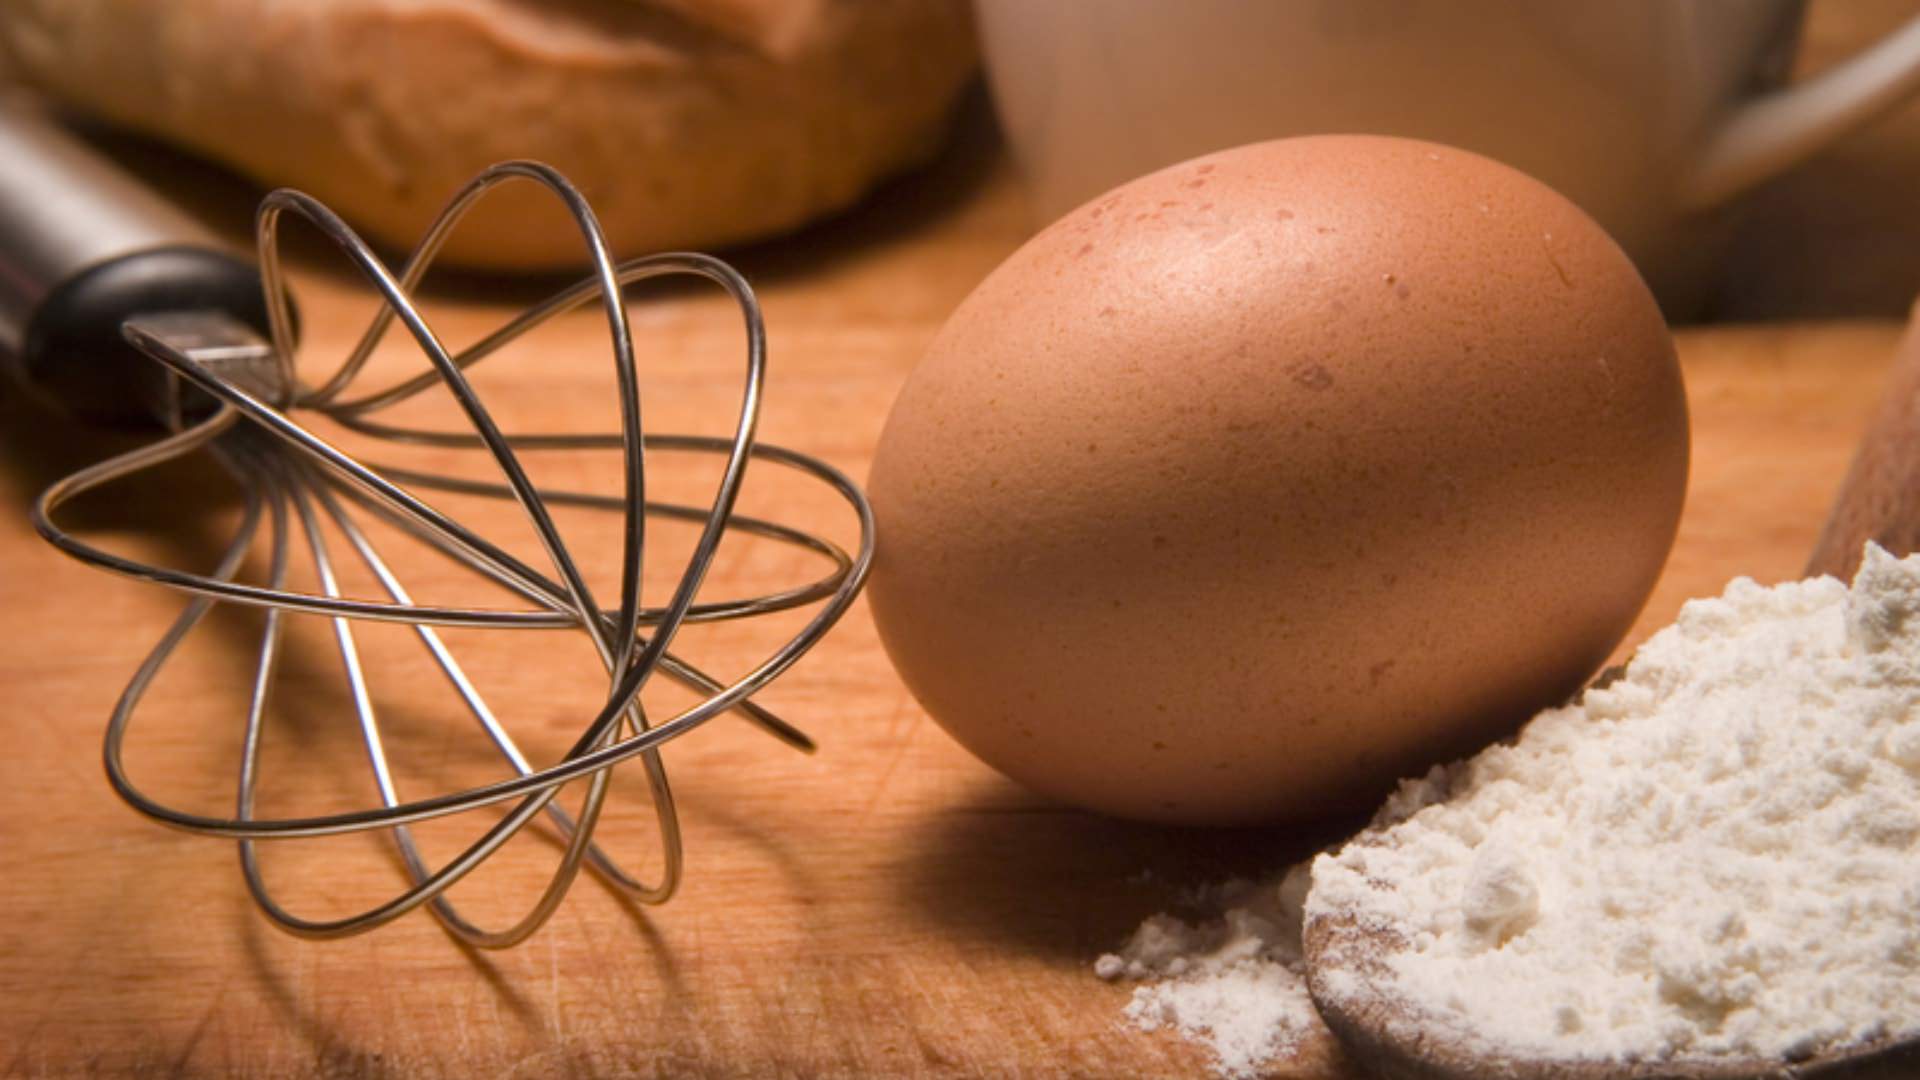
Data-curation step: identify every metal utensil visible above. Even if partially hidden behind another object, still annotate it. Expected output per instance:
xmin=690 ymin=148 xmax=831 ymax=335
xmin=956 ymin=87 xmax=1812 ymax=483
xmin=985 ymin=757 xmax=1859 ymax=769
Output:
xmin=0 ymin=100 xmax=872 ymax=948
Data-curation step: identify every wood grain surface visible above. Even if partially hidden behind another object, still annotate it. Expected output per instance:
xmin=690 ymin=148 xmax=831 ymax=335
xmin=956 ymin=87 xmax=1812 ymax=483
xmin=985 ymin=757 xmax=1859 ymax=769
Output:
xmin=4 ymin=4 xmax=1920 ymax=1077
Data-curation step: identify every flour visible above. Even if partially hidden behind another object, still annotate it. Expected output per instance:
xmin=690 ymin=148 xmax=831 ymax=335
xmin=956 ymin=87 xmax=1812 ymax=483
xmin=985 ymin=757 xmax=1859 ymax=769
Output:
xmin=1096 ymin=866 xmax=1320 ymax=1078
xmin=1309 ymin=543 xmax=1920 ymax=1064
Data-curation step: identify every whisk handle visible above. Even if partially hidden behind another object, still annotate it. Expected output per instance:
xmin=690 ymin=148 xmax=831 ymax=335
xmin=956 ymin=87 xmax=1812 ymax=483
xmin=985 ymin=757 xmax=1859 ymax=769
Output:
xmin=0 ymin=98 xmax=279 ymax=426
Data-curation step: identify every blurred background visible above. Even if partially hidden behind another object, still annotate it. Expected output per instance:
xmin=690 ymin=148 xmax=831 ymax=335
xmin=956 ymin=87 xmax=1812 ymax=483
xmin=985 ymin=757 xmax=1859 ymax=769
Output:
xmin=1 ymin=0 xmax=1916 ymax=324
xmin=1714 ymin=0 xmax=1920 ymax=318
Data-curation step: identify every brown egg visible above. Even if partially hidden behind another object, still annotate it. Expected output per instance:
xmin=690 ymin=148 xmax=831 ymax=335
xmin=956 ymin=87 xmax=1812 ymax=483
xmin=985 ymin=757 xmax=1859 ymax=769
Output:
xmin=867 ymin=136 xmax=1688 ymax=825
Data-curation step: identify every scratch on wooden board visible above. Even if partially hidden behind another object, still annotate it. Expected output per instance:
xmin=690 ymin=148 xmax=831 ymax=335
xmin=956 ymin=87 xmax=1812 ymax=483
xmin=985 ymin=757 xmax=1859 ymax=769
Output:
xmin=4 ymin=1015 xmax=46 ymax=1075
xmin=451 ymin=981 xmax=470 ymax=1063
xmin=502 ymin=1046 xmax=569 ymax=1079
xmin=859 ymin=697 xmax=926 ymax=817
xmin=547 ymin=930 xmax=564 ymax=1042
xmin=573 ymin=905 xmax=626 ymax=1042
xmin=169 ymin=978 xmax=226 ymax=1075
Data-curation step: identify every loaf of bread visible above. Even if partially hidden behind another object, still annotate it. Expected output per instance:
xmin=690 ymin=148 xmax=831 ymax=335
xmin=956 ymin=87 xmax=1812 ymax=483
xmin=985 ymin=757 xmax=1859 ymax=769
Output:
xmin=0 ymin=0 xmax=976 ymax=270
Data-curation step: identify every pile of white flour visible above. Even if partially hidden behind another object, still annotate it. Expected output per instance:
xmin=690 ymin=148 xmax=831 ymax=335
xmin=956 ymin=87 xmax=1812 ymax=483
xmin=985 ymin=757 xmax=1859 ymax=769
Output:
xmin=1310 ymin=543 xmax=1920 ymax=1063
xmin=1095 ymin=866 xmax=1320 ymax=1078
xmin=1100 ymin=545 xmax=1920 ymax=1072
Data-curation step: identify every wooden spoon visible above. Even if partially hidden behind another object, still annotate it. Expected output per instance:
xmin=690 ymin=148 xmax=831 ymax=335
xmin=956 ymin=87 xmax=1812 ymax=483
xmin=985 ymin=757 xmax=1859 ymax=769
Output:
xmin=1304 ymin=307 xmax=1920 ymax=1080
xmin=1304 ymin=913 xmax=1920 ymax=1080
xmin=1808 ymin=299 xmax=1920 ymax=580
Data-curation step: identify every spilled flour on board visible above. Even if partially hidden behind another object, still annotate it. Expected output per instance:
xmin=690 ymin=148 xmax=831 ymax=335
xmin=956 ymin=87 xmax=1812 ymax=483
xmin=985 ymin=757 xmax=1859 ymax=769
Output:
xmin=1095 ymin=864 xmax=1319 ymax=1078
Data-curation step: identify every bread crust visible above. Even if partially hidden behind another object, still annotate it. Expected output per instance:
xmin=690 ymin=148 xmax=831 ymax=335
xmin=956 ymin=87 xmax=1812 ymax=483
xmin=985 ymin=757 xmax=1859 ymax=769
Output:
xmin=0 ymin=0 xmax=976 ymax=270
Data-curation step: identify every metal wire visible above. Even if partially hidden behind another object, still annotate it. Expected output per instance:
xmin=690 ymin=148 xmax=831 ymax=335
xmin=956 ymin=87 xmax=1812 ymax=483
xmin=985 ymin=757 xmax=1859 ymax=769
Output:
xmin=30 ymin=161 xmax=874 ymax=946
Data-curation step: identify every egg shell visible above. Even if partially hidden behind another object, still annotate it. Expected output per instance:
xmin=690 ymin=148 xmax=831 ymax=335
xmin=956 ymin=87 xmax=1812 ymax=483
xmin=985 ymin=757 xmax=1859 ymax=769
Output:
xmin=867 ymin=135 xmax=1689 ymax=825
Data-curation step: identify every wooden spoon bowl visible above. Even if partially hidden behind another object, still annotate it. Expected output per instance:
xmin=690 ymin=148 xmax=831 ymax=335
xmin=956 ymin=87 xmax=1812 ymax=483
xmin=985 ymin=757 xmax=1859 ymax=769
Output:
xmin=1305 ymin=892 xmax=1920 ymax=1080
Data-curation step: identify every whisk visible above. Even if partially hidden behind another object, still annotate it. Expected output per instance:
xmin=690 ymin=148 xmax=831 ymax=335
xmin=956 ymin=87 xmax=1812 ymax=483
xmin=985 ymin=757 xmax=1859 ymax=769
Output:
xmin=0 ymin=103 xmax=872 ymax=947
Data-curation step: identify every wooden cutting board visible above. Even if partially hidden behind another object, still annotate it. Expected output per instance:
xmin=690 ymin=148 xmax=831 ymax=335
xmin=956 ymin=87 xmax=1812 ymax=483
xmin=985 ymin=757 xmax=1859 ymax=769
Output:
xmin=3 ymin=6 xmax=1920 ymax=1071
